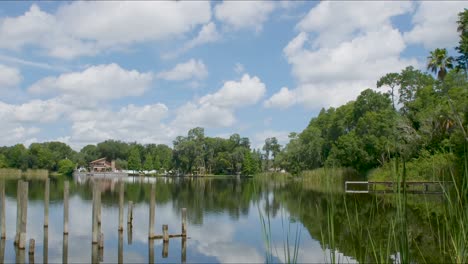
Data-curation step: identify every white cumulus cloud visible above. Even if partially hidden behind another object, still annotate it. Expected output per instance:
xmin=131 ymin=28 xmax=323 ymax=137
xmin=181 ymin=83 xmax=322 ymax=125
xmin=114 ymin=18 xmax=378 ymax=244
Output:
xmin=0 ymin=2 xmax=211 ymax=59
xmin=404 ymin=1 xmax=467 ymax=50
xmin=28 ymin=63 xmax=153 ymax=101
xmin=172 ymin=74 xmax=266 ymax=130
xmin=264 ymin=87 xmax=296 ymax=109
xmin=157 ymin=59 xmax=208 ymax=81
xmin=215 ymin=1 xmax=275 ymax=32
xmin=0 ymin=64 xmax=21 ymax=89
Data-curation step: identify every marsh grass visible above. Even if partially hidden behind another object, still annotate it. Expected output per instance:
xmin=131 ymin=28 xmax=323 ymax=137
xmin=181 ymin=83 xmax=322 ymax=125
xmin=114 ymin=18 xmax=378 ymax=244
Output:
xmin=255 ymin=180 xmax=302 ymax=263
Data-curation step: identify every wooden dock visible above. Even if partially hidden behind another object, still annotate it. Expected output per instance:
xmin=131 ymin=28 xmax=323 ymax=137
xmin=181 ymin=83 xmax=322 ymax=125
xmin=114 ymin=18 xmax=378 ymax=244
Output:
xmin=345 ymin=181 xmax=451 ymax=194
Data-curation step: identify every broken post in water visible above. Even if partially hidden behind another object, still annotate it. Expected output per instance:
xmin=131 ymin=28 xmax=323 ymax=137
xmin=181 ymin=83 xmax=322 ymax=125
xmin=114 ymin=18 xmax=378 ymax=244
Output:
xmin=19 ymin=182 xmax=28 ymax=249
xmin=148 ymin=237 xmax=154 ymax=264
xmin=99 ymin=233 xmax=104 ymax=249
xmin=118 ymin=230 xmax=123 ymax=264
xmin=28 ymin=239 xmax=34 ymax=255
xmin=1 ymin=180 xmax=5 ymax=239
xmin=15 ymin=180 xmax=22 ymax=245
xmin=18 ymin=232 xmax=26 ymax=250
xmin=43 ymin=227 xmax=48 ymax=264
xmin=92 ymin=184 xmax=98 ymax=244
xmin=118 ymin=182 xmax=124 ymax=232
xmin=63 ymin=181 xmax=69 ymax=234
xmin=44 ymin=178 xmax=49 ymax=227
xmin=162 ymin=224 xmax=169 ymax=242
xmin=0 ymin=238 xmax=5 ymax=264
xmin=29 ymin=239 xmax=35 ymax=264
xmin=182 ymin=208 xmax=187 ymax=237
xmin=162 ymin=240 xmax=169 ymax=258
xmin=91 ymin=244 xmax=98 ymax=264
xmin=97 ymin=187 xmax=101 ymax=228
xmin=127 ymin=223 xmax=132 ymax=245
xmin=62 ymin=234 xmax=68 ymax=264
xmin=127 ymin=201 xmax=133 ymax=226
xmin=148 ymin=184 xmax=155 ymax=238
xmin=181 ymin=237 xmax=187 ymax=264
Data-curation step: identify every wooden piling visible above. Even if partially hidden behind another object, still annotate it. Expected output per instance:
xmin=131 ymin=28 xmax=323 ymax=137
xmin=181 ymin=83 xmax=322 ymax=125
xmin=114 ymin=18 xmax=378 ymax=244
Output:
xmin=118 ymin=182 xmax=124 ymax=231
xmin=181 ymin=237 xmax=187 ymax=264
xmin=20 ymin=182 xmax=28 ymax=246
xmin=15 ymin=180 xmax=22 ymax=245
xmin=0 ymin=238 xmax=5 ymax=264
xmin=44 ymin=178 xmax=49 ymax=227
xmin=16 ymin=245 xmax=25 ymax=264
xmin=162 ymin=224 xmax=169 ymax=242
xmin=28 ymin=239 xmax=34 ymax=255
xmin=43 ymin=227 xmax=48 ymax=264
xmin=97 ymin=188 xmax=101 ymax=227
xmin=18 ymin=232 xmax=26 ymax=249
xmin=182 ymin=208 xmax=187 ymax=237
xmin=91 ymin=184 xmax=98 ymax=244
xmin=91 ymin=244 xmax=98 ymax=264
xmin=62 ymin=234 xmax=68 ymax=264
xmin=127 ymin=223 xmax=132 ymax=245
xmin=118 ymin=229 xmax=123 ymax=264
xmin=0 ymin=180 xmax=5 ymax=239
xmin=98 ymin=233 xmax=104 ymax=249
xmin=148 ymin=184 xmax=155 ymax=238
xmin=148 ymin=237 xmax=154 ymax=264
xmin=127 ymin=201 xmax=133 ymax=226
xmin=162 ymin=240 xmax=169 ymax=258
xmin=63 ymin=181 xmax=69 ymax=234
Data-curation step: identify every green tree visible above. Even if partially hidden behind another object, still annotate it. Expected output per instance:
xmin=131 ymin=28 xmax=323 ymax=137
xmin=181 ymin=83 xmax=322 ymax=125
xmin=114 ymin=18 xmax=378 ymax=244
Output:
xmin=455 ymin=9 xmax=468 ymax=73
xmin=128 ymin=147 xmax=142 ymax=171
xmin=143 ymin=153 xmax=154 ymax=171
xmin=58 ymin=159 xmax=75 ymax=176
xmin=427 ymin=48 xmax=454 ymax=81
xmin=377 ymin=72 xmax=400 ymax=109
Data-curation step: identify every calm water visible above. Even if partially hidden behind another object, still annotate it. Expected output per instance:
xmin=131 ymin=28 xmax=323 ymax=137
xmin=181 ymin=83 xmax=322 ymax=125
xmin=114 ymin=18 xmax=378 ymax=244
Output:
xmin=0 ymin=176 xmax=448 ymax=263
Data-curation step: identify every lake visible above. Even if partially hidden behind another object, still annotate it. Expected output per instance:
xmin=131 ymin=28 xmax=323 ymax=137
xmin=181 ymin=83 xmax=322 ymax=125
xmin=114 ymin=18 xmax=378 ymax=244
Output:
xmin=0 ymin=176 xmax=454 ymax=263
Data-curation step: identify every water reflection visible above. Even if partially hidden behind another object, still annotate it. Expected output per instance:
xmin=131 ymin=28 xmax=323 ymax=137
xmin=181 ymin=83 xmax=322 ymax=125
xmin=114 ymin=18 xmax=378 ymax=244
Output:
xmin=0 ymin=176 xmax=449 ymax=263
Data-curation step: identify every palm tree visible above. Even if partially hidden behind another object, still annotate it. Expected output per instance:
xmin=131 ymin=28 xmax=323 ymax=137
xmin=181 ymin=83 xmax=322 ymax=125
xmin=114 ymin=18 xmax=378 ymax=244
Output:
xmin=427 ymin=48 xmax=454 ymax=81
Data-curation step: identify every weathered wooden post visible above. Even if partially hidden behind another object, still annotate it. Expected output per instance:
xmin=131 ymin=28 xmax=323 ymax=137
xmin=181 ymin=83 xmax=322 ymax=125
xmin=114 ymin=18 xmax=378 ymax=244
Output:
xmin=181 ymin=237 xmax=187 ymax=264
xmin=98 ymin=233 xmax=104 ymax=249
xmin=92 ymin=184 xmax=98 ymax=244
xmin=44 ymin=178 xmax=49 ymax=227
xmin=162 ymin=240 xmax=169 ymax=258
xmin=63 ymin=181 xmax=69 ymax=234
xmin=0 ymin=238 xmax=5 ymax=264
xmin=18 ymin=232 xmax=26 ymax=249
xmin=29 ymin=239 xmax=35 ymax=264
xmin=118 ymin=182 xmax=124 ymax=232
xmin=62 ymin=234 xmax=68 ymax=264
xmin=43 ymin=227 xmax=48 ymax=264
xmin=15 ymin=180 xmax=22 ymax=245
xmin=28 ymin=239 xmax=34 ymax=255
xmin=127 ymin=201 xmax=133 ymax=226
xmin=127 ymin=223 xmax=133 ymax=245
xmin=91 ymin=244 xmax=98 ymax=264
xmin=148 ymin=184 xmax=155 ymax=238
xmin=0 ymin=180 xmax=5 ymax=239
xmin=118 ymin=229 xmax=123 ymax=264
xmin=16 ymin=246 xmax=25 ymax=264
xmin=148 ymin=237 xmax=154 ymax=264
xmin=182 ymin=208 xmax=187 ymax=237
xmin=162 ymin=224 xmax=169 ymax=242
xmin=97 ymin=188 xmax=101 ymax=227
xmin=19 ymin=182 xmax=28 ymax=249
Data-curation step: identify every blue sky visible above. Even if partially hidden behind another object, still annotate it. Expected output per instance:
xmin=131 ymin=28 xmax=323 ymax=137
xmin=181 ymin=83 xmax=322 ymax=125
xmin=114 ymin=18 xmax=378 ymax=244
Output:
xmin=0 ymin=1 xmax=466 ymax=150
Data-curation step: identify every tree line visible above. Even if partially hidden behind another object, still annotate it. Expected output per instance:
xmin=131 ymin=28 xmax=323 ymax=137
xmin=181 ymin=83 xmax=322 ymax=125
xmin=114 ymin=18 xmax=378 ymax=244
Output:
xmin=0 ymin=128 xmax=279 ymax=176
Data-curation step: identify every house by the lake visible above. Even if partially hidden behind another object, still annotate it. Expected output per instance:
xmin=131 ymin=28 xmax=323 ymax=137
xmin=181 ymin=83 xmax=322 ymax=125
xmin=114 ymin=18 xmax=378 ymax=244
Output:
xmin=89 ymin=158 xmax=116 ymax=172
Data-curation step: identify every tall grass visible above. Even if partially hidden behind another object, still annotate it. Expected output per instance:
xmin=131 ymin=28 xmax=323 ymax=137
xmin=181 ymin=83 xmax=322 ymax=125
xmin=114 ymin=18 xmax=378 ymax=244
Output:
xmin=255 ymin=180 xmax=302 ymax=263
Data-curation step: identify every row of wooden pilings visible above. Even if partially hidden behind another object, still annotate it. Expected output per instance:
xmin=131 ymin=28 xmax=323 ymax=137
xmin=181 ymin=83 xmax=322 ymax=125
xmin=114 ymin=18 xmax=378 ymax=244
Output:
xmin=0 ymin=179 xmax=188 ymax=263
